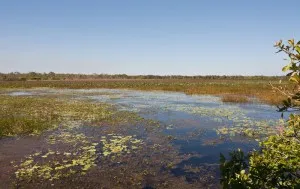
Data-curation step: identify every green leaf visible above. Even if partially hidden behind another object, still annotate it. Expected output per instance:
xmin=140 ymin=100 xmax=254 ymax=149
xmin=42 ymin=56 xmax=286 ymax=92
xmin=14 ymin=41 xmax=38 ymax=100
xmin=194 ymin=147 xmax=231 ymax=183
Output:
xmin=282 ymin=64 xmax=292 ymax=72
xmin=289 ymin=74 xmax=300 ymax=83
xmin=295 ymin=46 xmax=300 ymax=54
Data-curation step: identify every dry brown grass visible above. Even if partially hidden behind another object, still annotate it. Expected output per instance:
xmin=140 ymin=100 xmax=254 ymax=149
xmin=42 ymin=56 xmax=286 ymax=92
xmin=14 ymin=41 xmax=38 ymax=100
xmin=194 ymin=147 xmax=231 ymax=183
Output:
xmin=0 ymin=79 xmax=292 ymax=105
xmin=221 ymin=95 xmax=249 ymax=103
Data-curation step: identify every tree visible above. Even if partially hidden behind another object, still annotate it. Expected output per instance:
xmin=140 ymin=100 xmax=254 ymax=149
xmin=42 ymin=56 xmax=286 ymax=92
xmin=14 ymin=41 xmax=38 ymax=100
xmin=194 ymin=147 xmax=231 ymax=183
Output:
xmin=220 ymin=39 xmax=300 ymax=189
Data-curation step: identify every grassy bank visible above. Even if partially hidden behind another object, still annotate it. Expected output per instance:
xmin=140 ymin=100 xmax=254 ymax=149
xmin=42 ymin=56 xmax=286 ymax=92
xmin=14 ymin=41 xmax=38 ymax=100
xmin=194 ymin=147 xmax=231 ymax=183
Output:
xmin=0 ymin=79 xmax=290 ymax=105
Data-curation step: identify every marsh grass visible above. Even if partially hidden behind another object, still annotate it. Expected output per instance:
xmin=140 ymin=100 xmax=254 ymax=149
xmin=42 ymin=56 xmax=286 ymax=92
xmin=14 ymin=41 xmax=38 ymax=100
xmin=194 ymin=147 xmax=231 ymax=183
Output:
xmin=221 ymin=95 xmax=249 ymax=103
xmin=0 ymin=95 xmax=117 ymax=136
xmin=0 ymin=96 xmax=56 ymax=136
xmin=0 ymin=79 xmax=291 ymax=105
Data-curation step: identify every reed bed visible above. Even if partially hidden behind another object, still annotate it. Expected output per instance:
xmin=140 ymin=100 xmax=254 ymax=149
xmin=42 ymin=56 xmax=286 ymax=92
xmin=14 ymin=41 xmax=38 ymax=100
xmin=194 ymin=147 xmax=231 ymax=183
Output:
xmin=0 ymin=95 xmax=138 ymax=137
xmin=221 ymin=95 xmax=249 ymax=103
xmin=0 ymin=78 xmax=291 ymax=105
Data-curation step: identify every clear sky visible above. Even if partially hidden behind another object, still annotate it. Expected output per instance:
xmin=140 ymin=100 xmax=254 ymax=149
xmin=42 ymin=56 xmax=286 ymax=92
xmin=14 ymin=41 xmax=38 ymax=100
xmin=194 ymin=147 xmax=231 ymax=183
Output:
xmin=0 ymin=1 xmax=299 ymax=75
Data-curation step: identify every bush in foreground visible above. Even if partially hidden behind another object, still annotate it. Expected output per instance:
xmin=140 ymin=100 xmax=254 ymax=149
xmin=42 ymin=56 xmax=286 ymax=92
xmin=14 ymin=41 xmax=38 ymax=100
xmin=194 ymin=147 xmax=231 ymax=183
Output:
xmin=220 ymin=39 xmax=300 ymax=188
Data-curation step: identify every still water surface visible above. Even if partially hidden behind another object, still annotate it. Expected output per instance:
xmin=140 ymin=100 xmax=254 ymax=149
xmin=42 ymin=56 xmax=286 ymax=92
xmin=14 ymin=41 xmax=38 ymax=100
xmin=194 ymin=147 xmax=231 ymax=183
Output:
xmin=1 ymin=89 xmax=284 ymax=188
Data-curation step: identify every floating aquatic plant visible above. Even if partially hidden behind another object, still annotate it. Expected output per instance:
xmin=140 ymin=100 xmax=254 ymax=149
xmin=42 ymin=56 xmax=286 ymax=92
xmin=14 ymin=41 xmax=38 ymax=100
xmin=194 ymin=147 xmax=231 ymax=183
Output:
xmin=100 ymin=134 xmax=143 ymax=158
xmin=167 ymin=103 xmax=284 ymax=138
xmin=14 ymin=131 xmax=98 ymax=181
xmin=47 ymin=131 xmax=91 ymax=145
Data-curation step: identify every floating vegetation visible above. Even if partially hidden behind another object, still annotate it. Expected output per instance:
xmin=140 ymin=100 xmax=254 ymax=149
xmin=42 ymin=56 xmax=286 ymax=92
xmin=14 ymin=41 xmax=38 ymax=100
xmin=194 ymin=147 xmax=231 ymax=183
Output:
xmin=14 ymin=130 xmax=144 ymax=183
xmin=172 ymin=105 xmax=244 ymax=119
xmin=168 ymin=104 xmax=284 ymax=138
xmin=216 ymin=118 xmax=285 ymax=138
xmin=166 ymin=124 xmax=174 ymax=130
xmin=47 ymin=131 xmax=91 ymax=145
xmin=14 ymin=131 xmax=97 ymax=181
xmin=100 ymin=134 xmax=143 ymax=157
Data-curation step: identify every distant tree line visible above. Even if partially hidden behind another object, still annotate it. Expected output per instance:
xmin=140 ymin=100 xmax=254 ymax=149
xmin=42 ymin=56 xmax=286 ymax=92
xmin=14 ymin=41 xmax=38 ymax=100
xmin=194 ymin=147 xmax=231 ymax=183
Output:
xmin=0 ymin=72 xmax=286 ymax=81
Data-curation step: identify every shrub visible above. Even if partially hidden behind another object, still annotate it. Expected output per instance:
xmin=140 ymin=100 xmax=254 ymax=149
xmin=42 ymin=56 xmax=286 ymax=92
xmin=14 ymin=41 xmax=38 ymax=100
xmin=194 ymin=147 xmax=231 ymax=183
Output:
xmin=220 ymin=39 xmax=300 ymax=188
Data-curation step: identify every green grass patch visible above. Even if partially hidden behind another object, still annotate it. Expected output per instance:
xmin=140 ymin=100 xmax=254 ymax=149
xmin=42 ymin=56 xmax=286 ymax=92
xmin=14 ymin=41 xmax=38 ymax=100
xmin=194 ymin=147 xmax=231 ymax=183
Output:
xmin=0 ymin=95 xmax=114 ymax=136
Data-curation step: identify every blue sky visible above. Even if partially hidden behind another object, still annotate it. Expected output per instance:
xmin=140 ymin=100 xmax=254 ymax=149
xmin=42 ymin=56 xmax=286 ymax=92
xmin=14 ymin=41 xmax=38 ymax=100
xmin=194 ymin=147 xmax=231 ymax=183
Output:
xmin=0 ymin=1 xmax=299 ymax=75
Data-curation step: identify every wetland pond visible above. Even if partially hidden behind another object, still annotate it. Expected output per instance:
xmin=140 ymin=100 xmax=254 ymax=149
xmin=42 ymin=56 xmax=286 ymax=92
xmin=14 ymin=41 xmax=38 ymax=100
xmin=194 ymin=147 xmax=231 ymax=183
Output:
xmin=0 ymin=89 xmax=285 ymax=188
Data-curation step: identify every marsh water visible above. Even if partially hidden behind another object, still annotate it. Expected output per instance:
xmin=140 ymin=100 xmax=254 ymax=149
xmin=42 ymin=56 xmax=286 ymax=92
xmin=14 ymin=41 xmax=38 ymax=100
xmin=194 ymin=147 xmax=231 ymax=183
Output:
xmin=0 ymin=89 xmax=284 ymax=188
